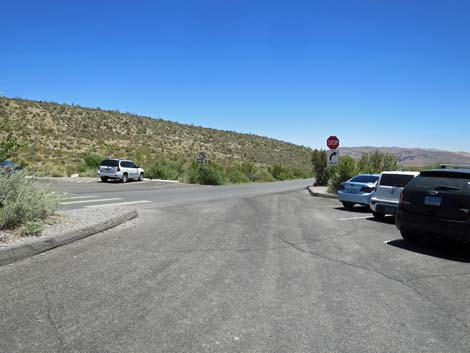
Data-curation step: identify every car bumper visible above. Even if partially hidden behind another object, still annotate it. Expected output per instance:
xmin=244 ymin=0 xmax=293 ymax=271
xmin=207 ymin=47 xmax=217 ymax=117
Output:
xmin=98 ymin=172 xmax=122 ymax=179
xmin=370 ymin=198 xmax=398 ymax=214
xmin=337 ymin=191 xmax=373 ymax=206
xmin=396 ymin=209 xmax=470 ymax=243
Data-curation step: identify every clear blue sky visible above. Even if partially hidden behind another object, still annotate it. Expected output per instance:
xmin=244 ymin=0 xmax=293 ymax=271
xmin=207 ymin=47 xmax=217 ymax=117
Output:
xmin=2 ymin=0 xmax=469 ymax=151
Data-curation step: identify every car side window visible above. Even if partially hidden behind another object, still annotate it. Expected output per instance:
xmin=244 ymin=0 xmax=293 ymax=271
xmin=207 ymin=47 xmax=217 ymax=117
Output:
xmin=121 ymin=161 xmax=129 ymax=168
xmin=128 ymin=162 xmax=137 ymax=168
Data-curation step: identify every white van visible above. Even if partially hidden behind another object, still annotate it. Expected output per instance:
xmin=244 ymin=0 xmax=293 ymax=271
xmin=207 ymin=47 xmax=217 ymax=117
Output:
xmin=370 ymin=171 xmax=419 ymax=219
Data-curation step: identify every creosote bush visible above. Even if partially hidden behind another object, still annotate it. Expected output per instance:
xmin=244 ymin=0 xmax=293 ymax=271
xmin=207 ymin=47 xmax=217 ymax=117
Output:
xmin=0 ymin=172 xmax=58 ymax=229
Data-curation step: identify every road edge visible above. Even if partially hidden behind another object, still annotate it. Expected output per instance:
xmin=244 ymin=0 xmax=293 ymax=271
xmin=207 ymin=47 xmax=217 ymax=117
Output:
xmin=0 ymin=209 xmax=138 ymax=268
xmin=306 ymin=186 xmax=337 ymax=199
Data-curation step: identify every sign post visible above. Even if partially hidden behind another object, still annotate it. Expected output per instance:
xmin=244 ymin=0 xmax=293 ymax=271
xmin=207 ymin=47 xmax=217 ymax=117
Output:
xmin=326 ymin=136 xmax=340 ymax=167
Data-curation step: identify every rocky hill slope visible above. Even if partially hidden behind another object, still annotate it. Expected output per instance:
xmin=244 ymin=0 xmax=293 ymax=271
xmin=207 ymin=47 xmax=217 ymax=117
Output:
xmin=0 ymin=97 xmax=313 ymax=174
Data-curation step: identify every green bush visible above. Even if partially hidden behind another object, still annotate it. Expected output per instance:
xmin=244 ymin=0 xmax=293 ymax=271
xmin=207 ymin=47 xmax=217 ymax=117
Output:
xmin=146 ymin=159 xmax=180 ymax=180
xmin=189 ymin=161 xmax=225 ymax=185
xmin=311 ymin=149 xmax=330 ymax=186
xmin=226 ymin=168 xmax=250 ymax=184
xmin=253 ymin=168 xmax=275 ymax=182
xmin=20 ymin=221 xmax=44 ymax=237
xmin=268 ymin=164 xmax=294 ymax=181
xmin=0 ymin=172 xmax=58 ymax=229
xmin=328 ymin=156 xmax=358 ymax=194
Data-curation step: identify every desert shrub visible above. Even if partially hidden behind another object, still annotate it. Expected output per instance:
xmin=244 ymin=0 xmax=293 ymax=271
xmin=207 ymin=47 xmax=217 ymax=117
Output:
xmin=146 ymin=159 xmax=180 ymax=180
xmin=0 ymin=172 xmax=58 ymax=229
xmin=268 ymin=164 xmax=294 ymax=181
xmin=20 ymin=221 xmax=44 ymax=237
xmin=328 ymin=156 xmax=358 ymax=194
xmin=226 ymin=168 xmax=250 ymax=184
xmin=189 ymin=160 xmax=225 ymax=185
xmin=311 ymin=149 xmax=330 ymax=186
xmin=83 ymin=153 xmax=102 ymax=169
xmin=253 ymin=168 xmax=275 ymax=182
xmin=357 ymin=151 xmax=400 ymax=174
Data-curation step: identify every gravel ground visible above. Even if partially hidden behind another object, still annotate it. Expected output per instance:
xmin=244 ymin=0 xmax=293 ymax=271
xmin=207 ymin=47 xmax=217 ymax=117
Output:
xmin=0 ymin=206 xmax=136 ymax=249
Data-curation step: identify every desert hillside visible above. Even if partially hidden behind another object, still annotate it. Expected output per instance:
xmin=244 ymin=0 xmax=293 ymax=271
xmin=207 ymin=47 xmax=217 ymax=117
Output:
xmin=0 ymin=97 xmax=313 ymax=173
xmin=340 ymin=146 xmax=470 ymax=167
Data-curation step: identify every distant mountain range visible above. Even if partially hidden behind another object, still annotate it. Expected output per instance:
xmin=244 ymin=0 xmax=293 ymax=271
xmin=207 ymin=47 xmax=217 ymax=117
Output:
xmin=340 ymin=146 xmax=470 ymax=167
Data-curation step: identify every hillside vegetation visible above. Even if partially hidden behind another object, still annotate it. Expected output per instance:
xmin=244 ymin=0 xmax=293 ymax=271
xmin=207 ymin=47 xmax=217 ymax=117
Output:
xmin=0 ymin=97 xmax=314 ymax=179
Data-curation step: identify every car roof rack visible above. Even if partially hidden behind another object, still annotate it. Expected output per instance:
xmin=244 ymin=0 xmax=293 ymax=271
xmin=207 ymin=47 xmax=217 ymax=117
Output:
xmin=440 ymin=164 xmax=470 ymax=169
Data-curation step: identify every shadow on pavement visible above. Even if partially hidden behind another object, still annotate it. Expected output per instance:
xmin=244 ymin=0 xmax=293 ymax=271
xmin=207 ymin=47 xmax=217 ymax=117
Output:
xmin=334 ymin=206 xmax=371 ymax=214
xmin=366 ymin=216 xmax=395 ymax=225
xmin=387 ymin=239 xmax=470 ymax=263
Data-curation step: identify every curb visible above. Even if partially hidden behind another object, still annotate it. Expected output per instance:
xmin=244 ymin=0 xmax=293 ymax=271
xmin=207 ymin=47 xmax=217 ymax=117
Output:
xmin=0 ymin=209 xmax=138 ymax=268
xmin=306 ymin=186 xmax=338 ymax=200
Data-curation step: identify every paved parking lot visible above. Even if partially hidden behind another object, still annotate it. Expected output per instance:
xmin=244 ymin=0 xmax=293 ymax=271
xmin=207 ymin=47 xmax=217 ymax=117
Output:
xmin=1 ymin=186 xmax=469 ymax=352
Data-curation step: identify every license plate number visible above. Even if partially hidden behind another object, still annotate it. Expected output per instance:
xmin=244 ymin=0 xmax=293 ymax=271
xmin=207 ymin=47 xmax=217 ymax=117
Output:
xmin=425 ymin=196 xmax=441 ymax=207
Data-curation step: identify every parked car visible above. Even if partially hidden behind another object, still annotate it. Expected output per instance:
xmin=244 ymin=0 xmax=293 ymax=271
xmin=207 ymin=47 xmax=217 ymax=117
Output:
xmin=396 ymin=168 xmax=470 ymax=244
xmin=98 ymin=159 xmax=144 ymax=183
xmin=370 ymin=171 xmax=419 ymax=219
xmin=337 ymin=174 xmax=380 ymax=209
xmin=0 ymin=160 xmax=23 ymax=175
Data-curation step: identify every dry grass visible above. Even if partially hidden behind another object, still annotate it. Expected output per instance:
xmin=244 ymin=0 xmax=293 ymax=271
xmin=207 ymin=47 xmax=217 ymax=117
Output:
xmin=0 ymin=97 xmax=314 ymax=174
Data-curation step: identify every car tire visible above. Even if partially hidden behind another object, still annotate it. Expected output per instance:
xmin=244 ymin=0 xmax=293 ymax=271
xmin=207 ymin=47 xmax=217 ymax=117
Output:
xmin=342 ymin=202 xmax=354 ymax=209
xmin=138 ymin=172 xmax=144 ymax=181
xmin=400 ymin=226 xmax=420 ymax=243
xmin=372 ymin=211 xmax=385 ymax=219
xmin=121 ymin=173 xmax=128 ymax=183
xmin=101 ymin=177 xmax=108 ymax=183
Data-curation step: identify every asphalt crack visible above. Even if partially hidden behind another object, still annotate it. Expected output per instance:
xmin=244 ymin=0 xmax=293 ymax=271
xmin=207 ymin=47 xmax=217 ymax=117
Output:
xmin=42 ymin=283 xmax=66 ymax=353
xmin=275 ymin=234 xmax=470 ymax=332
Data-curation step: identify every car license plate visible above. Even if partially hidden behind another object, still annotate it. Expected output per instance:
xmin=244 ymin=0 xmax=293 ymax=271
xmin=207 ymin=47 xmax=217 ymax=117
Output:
xmin=425 ymin=196 xmax=441 ymax=207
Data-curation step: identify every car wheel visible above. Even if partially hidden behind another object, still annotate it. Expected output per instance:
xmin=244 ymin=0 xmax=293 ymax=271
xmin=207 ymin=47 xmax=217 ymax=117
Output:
xmin=138 ymin=172 xmax=144 ymax=181
xmin=101 ymin=177 xmax=108 ymax=183
xmin=121 ymin=173 xmax=128 ymax=183
xmin=342 ymin=202 xmax=354 ymax=209
xmin=400 ymin=226 xmax=420 ymax=243
xmin=372 ymin=211 xmax=385 ymax=219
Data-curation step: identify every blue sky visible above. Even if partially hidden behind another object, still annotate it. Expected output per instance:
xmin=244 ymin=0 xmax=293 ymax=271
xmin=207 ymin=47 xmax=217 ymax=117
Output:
xmin=2 ymin=0 xmax=469 ymax=151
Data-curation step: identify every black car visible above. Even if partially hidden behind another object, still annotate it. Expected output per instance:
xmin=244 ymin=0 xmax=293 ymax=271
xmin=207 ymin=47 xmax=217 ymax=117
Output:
xmin=396 ymin=168 xmax=470 ymax=244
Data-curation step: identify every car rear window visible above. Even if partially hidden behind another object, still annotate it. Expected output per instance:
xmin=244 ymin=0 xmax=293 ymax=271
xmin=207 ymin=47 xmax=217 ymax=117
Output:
xmin=408 ymin=171 xmax=470 ymax=191
xmin=350 ymin=175 xmax=379 ymax=183
xmin=100 ymin=159 xmax=119 ymax=167
xmin=379 ymin=174 xmax=415 ymax=187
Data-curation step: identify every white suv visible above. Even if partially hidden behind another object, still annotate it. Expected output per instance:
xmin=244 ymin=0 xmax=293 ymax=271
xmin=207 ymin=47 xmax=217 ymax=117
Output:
xmin=98 ymin=159 xmax=144 ymax=183
xmin=370 ymin=171 xmax=419 ymax=219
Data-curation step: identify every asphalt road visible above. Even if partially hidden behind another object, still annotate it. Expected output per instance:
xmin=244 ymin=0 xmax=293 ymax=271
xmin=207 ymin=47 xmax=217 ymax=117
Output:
xmin=40 ymin=177 xmax=314 ymax=210
xmin=1 ymin=183 xmax=470 ymax=353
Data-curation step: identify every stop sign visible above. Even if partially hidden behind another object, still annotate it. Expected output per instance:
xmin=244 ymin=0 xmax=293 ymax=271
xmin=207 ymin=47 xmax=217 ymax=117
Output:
xmin=327 ymin=136 xmax=339 ymax=149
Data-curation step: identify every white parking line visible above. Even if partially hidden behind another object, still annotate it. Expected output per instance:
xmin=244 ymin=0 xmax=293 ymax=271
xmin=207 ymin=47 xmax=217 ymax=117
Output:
xmin=85 ymin=200 xmax=152 ymax=208
xmin=60 ymin=198 xmax=123 ymax=205
xmin=66 ymin=195 xmax=99 ymax=200
xmin=339 ymin=216 xmax=371 ymax=221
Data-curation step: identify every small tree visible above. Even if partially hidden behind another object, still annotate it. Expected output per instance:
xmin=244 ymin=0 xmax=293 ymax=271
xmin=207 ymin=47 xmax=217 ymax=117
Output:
xmin=311 ymin=149 xmax=329 ymax=186
xmin=329 ymin=155 xmax=357 ymax=193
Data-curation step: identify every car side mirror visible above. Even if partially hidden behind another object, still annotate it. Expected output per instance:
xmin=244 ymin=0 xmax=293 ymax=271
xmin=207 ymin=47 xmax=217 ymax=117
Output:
xmin=136 ymin=165 xmax=140 ymax=168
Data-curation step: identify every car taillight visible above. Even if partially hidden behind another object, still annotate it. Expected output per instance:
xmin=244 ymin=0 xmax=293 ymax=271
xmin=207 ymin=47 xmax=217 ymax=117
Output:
xmin=117 ymin=166 xmax=120 ymax=172
xmin=399 ymin=192 xmax=404 ymax=205
xmin=360 ymin=186 xmax=375 ymax=193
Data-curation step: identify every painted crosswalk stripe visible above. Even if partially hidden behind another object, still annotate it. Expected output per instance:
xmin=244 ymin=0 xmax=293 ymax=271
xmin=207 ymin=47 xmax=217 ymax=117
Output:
xmin=85 ymin=200 xmax=152 ymax=208
xmin=60 ymin=198 xmax=123 ymax=205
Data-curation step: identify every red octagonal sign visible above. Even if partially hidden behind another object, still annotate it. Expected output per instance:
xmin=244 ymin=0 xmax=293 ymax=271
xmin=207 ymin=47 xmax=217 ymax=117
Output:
xmin=327 ymin=136 xmax=339 ymax=150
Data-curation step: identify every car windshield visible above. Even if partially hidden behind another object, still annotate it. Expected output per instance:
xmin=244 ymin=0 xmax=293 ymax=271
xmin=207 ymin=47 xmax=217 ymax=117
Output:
xmin=379 ymin=174 xmax=415 ymax=187
xmin=350 ymin=175 xmax=379 ymax=183
xmin=100 ymin=159 xmax=119 ymax=167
